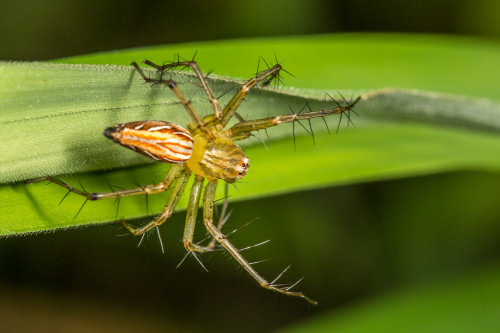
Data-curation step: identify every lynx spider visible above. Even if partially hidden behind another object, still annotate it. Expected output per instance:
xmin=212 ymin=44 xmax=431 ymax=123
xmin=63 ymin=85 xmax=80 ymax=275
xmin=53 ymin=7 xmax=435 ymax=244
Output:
xmin=31 ymin=57 xmax=360 ymax=305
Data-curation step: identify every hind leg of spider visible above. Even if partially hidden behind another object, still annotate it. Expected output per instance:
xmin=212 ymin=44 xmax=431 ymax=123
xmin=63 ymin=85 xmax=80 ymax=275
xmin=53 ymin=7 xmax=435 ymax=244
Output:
xmin=27 ymin=164 xmax=183 ymax=203
xmin=227 ymin=96 xmax=362 ymax=140
xmin=202 ymin=180 xmax=318 ymax=305
xmin=141 ymin=59 xmax=223 ymax=122
xmin=121 ymin=169 xmax=191 ymax=236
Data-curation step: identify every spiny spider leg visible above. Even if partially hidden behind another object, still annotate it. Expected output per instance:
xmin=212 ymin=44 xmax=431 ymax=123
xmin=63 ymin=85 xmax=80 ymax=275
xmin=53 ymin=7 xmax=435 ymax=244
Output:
xmin=220 ymin=63 xmax=283 ymax=127
xmin=183 ymin=178 xmax=234 ymax=253
xmin=27 ymin=164 xmax=183 ymax=203
xmin=227 ymin=96 xmax=361 ymax=140
xmin=206 ymin=182 xmax=231 ymax=250
xmin=182 ymin=175 xmax=213 ymax=252
xmin=182 ymin=183 xmax=233 ymax=253
xmin=131 ymin=62 xmax=214 ymax=142
xmin=259 ymin=55 xmax=293 ymax=88
xmin=202 ymin=180 xmax=317 ymax=305
xmin=121 ymin=169 xmax=191 ymax=236
xmin=142 ymin=59 xmax=223 ymax=123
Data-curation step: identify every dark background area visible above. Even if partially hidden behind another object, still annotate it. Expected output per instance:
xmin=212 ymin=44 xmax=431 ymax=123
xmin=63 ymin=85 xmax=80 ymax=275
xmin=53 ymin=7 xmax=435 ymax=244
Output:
xmin=1 ymin=0 xmax=500 ymax=61
xmin=1 ymin=0 xmax=499 ymax=332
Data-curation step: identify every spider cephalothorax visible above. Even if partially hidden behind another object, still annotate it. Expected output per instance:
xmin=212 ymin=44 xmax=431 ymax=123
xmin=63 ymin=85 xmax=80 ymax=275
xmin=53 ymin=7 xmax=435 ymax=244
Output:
xmin=186 ymin=132 xmax=249 ymax=183
xmin=31 ymin=58 xmax=360 ymax=305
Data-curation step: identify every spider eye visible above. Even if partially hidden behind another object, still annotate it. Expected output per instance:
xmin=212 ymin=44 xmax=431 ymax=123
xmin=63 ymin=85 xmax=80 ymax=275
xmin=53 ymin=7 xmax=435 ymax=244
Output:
xmin=239 ymin=158 xmax=250 ymax=169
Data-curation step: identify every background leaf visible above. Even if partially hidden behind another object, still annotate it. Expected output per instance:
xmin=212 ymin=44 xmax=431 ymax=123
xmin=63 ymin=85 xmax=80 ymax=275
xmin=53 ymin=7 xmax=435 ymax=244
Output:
xmin=283 ymin=265 xmax=500 ymax=333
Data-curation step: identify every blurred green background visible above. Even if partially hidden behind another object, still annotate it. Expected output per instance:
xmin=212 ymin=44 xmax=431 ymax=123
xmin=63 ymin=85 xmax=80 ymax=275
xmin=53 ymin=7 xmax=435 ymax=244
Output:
xmin=2 ymin=0 xmax=500 ymax=60
xmin=1 ymin=0 xmax=500 ymax=332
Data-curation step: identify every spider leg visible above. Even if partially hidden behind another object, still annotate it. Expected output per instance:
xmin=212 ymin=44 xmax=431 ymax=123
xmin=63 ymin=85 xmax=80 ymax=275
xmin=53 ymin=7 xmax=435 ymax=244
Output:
xmin=185 ymin=182 xmax=232 ymax=252
xmin=206 ymin=182 xmax=231 ymax=250
xmin=131 ymin=62 xmax=214 ymax=142
xmin=142 ymin=59 xmax=223 ymax=122
xmin=182 ymin=175 xmax=213 ymax=252
xmin=227 ymin=96 xmax=361 ymax=140
xmin=27 ymin=164 xmax=183 ymax=202
xmin=202 ymin=180 xmax=317 ymax=305
xmin=121 ymin=169 xmax=191 ymax=236
xmin=220 ymin=64 xmax=283 ymax=128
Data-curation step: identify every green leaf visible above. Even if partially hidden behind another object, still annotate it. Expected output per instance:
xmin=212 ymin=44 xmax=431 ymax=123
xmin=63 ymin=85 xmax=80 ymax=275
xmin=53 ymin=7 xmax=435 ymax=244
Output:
xmin=1 ymin=34 xmax=500 ymax=235
xmin=282 ymin=266 xmax=500 ymax=333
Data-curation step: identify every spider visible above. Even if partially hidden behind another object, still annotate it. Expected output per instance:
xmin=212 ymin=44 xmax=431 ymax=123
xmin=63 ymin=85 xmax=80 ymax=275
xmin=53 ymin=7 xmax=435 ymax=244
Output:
xmin=30 ymin=58 xmax=360 ymax=305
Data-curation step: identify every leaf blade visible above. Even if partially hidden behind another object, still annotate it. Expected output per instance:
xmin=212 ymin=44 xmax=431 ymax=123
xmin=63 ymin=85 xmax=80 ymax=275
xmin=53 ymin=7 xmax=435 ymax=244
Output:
xmin=1 ymin=33 xmax=500 ymax=235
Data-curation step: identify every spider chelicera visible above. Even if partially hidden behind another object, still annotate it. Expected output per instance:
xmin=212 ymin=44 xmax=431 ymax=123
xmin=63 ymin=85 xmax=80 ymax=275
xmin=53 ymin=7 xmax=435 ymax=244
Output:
xmin=31 ymin=58 xmax=360 ymax=305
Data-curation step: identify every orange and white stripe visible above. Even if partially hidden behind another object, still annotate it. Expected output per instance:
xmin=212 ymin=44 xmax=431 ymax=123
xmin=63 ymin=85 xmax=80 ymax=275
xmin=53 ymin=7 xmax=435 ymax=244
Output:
xmin=104 ymin=121 xmax=194 ymax=163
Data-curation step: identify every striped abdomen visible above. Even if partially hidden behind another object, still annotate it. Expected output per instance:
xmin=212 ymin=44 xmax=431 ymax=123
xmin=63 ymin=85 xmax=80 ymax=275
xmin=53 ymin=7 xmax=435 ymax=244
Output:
xmin=104 ymin=121 xmax=193 ymax=163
